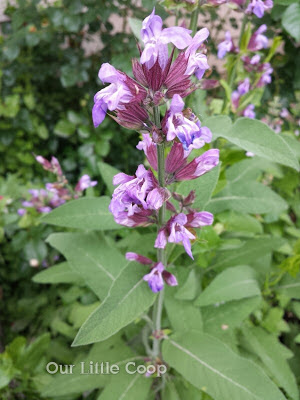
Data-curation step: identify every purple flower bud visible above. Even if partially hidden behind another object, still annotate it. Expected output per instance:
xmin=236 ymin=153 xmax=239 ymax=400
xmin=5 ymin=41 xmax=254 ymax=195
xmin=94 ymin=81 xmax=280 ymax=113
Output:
xmin=75 ymin=175 xmax=97 ymax=192
xmin=39 ymin=206 xmax=52 ymax=213
xmin=126 ymin=252 xmax=153 ymax=265
xmin=243 ymin=104 xmax=256 ymax=119
xmin=248 ymin=25 xmax=268 ymax=51
xmin=162 ymin=270 xmax=178 ymax=286
xmin=35 ymin=155 xmax=52 ymax=171
xmin=165 ymin=142 xmax=188 ymax=174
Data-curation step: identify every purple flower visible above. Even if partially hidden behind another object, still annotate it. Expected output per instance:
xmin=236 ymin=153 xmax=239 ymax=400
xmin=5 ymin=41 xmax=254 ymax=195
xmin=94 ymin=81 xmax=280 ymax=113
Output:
xmin=17 ymin=208 xmax=26 ymax=216
xmin=257 ymin=63 xmax=273 ymax=87
xmin=136 ymin=134 xmax=158 ymax=170
xmin=243 ymin=104 xmax=256 ymax=119
xmin=280 ymin=108 xmax=289 ymax=119
xmin=172 ymin=149 xmax=220 ymax=183
xmin=163 ymin=94 xmax=212 ymax=150
xmin=217 ymin=31 xmax=234 ymax=59
xmin=109 ymin=165 xmax=169 ymax=227
xmin=126 ymin=254 xmax=178 ymax=292
xmin=75 ymin=175 xmax=97 ymax=192
xmin=246 ymin=0 xmax=273 ymax=18
xmin=143 ymin=262 xmax=178 ymax=293
xmin=237 ymin=78 xmax=250 ymax=95
xmin=140 ymin=9 xmax=192 ymax=70
xmin=92 ymin=63 xmax=133 ymax=127
xmin=155 ymin=211 xmax=213 ymax=259
xmin=248 ymin=25 xmax=268 ymax=51
xmin=184 ymin=28 xmax=210 ymax=79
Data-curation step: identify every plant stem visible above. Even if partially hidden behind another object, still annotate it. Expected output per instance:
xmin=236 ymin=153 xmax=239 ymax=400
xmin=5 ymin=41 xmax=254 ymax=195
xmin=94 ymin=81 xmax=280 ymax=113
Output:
xmin=152 ymin=106 xmax=166 ymax=357
xmin=189 ymin=0 xmax=201 ymax=35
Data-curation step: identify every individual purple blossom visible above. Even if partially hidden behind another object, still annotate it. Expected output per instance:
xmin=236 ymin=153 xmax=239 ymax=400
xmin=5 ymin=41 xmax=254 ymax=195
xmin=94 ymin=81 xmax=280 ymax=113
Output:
xmin=280 ymin=108 xmax=289 ymax=119
xmin=184 ymin=28 xmax=210 ymax=79
xmin=155 ymin=211 xmax=213 ymax=259
xmin=109 ymin=165 xmax=169 ymax=227
xmin=237 ymin=78 xmax=250 ymax=95
xmin=75 ymin=175 xmax=98 ymax=192
xmin=243 ymin=104 xmax=256 ymax=119
xmin=257 ymin=63 xmax=273 ymax=87
xmin=126 ymin=253 xmax=178 ymax=292
xmin=248 ymin=25 xmax=268 ymax=51
xmin=162 ymin=94 xmax=212 ymax=150
xmin=17 ymin=208 xmax=26 ymax=216
xmin=231 ymin=78 xmax=250 ymax=110
xmin=92 ymin=63 xmax=133 ymax=127
xmin=140 ymin=9 xmax=192 ymax=70
xmin=246 ymin=0 xmax=273 ymax=18
xmin=217 ymin=31 xmax=234 ymax=59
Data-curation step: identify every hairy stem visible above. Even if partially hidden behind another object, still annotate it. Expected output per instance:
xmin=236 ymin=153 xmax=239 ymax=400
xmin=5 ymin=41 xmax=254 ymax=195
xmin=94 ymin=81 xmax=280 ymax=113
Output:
xmin=152 ymin=106 xmax=165 ymax=358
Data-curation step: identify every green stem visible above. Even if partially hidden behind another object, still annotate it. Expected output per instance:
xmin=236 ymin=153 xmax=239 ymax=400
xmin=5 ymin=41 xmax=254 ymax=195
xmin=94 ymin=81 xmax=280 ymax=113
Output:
xmin=189 ymin=0 xmax=201 ymax=35
xmin=152 ymin=106 xmax=166 ymax=358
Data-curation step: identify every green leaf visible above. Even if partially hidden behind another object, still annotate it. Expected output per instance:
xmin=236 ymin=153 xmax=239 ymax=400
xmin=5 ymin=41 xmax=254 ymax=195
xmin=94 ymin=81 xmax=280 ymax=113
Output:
xmin=72 ymin=262 xmax=156 ymax=346
xmin=241 ymin=326 xmax=299 ymax=400
xmin=207 ymin=181 xmax=287 ymax=215
xmin=165 ymin=288 xmax=203 ymax=333
xmin=211 ymin=237 xmax=285 ymax=269
xmin=282 ymin=3 xmax=300 ymax=43
xmin=98 ymin=161 xmax=120 ymax=195
xmin=215 ymin=118 xmax=299 ymax=171
xmin=32 ymin=262 xmax=81 ymax=285
xmin=276 ymin=273 xmax=300 ymax=299
xmin=162 ymin=381 xmax=181 ymax=400
xmin=40 ymin=197 xmax=120 ymax=230
xmin=175 ymin=269 xmax=199 ymax=301
xmin=42 ymin=336 xmax=134 ymax=396
xmin=202 ymin=297 xmax=261 ymax=335
xmin=47 ymin=232 xmax=128 ymax=300
xmin=129 ymin=18 xmax=142 ymax=41
xmin=162 ymin=332 xmax=286 ymax=400
xmin=203 ymin=115 xmax=232 ymax=140
xmin=97 ymin=373 xmax=151 ymax=400
xmin=218 ymin=212 xmax=263 ymax=234
xmin=195 ymin=266 xmax=260 ymax=307
xmin=177 ymin=163 xmax=220 ymax=210
xmin=54 ymin=119 xmax=76 ymax=138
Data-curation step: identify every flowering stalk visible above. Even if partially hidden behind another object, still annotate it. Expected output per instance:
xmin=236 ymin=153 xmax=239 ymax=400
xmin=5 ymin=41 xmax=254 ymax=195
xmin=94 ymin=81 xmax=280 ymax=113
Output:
xmin=93 ymin=8 xmax=219 ymax=372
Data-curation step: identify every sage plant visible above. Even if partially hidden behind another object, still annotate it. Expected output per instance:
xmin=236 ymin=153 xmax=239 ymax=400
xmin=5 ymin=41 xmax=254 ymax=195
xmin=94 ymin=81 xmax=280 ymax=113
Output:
xmin=92 ymin=9 xmax=219 ymax=358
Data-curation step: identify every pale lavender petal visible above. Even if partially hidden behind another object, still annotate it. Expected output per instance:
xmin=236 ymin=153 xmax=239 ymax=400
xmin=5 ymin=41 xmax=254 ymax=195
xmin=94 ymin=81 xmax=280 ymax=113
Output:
xmin=160 ymin=27 xmax=192 ymax=49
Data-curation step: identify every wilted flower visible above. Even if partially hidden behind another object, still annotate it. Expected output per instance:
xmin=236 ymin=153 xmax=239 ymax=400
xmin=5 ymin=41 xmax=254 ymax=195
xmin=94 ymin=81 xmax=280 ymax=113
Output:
xmin=35 ymin=155 xmax=62 ymax=176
